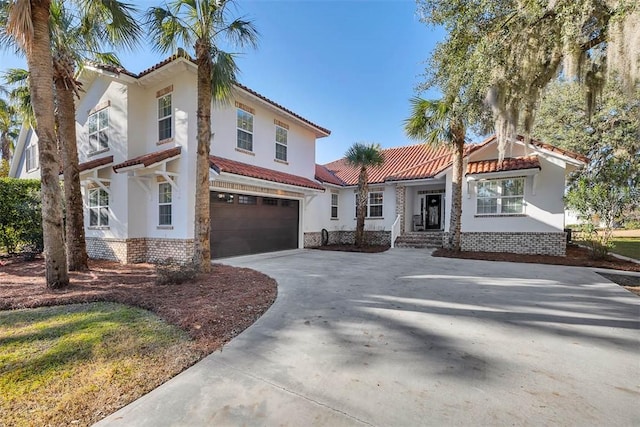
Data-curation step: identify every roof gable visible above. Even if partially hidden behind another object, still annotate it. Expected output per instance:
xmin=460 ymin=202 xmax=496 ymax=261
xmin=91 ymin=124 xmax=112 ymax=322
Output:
xmin=86 ymin=51 xmax=330 ymax=138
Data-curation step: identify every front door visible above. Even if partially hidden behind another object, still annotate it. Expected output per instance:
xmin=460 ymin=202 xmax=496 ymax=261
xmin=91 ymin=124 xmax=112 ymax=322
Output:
xmin=424 ymin=194 xmax=442 ymax=230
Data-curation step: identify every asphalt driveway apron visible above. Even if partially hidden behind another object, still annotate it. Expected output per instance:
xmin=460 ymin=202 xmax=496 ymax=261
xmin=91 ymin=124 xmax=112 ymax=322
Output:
xmin=95 ymin=249 xmax=640 ymax=426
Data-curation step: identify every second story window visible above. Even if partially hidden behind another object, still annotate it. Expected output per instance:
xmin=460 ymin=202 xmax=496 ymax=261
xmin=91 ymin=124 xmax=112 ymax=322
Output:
xmin=158 ymin=94 xmax=172 ymax=141
xmin=275 ymin=125 xmax=287 ymax=161
xmin=237 ymin=108 xmax=253 ymax=151
xmin=158 ymin=182 xmax=172 ymax=226
xmin=88 ymin=108 xmax=109 ymax=153
xmin=25 ymin=142 xmax=38 ymax=171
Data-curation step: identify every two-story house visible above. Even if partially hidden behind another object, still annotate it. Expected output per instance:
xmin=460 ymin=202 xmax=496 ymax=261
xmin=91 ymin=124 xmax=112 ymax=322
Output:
xmin=10 ymin=52 xmax=330 ymax=263
xmin=10 ymin=53 xmax=586 ymax=260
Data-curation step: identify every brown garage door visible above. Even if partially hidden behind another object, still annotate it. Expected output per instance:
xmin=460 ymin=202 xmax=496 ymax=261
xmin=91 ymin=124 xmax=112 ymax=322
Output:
xmin=210 ymin=192 xmax=299 ymax=258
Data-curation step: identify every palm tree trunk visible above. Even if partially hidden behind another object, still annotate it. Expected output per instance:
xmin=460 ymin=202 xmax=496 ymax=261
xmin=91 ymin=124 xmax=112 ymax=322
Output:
xmin=355 ymin=167 xmax=368 ymax=247
xmin=55 ymin=73 xmax=88 ymax=271
xmin=1 ymin=134 xmax=11 ymax=163
xmin=193 ymin=41 xmax=212 ymax=273
xmin=448 ymin=136 xmax=464 ymax=251
xmin=26 ymin=0 xmax=69 ymax=288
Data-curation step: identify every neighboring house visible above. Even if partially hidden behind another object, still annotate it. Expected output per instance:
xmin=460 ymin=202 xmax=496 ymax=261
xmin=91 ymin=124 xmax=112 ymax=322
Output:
xmin=309 ymin=136 xmax=587 ymax=256
xmin=9 ymin=53 xmax=586 ymax=261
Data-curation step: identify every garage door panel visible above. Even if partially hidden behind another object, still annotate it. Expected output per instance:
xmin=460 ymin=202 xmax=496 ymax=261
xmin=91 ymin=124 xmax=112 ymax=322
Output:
xmin=211 ymin=192 xmax=299 ymax=258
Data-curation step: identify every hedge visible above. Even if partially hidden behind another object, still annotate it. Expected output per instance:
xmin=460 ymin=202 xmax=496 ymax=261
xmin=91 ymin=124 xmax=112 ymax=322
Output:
xmin=0 ymin=178 xmax=43 ymax=255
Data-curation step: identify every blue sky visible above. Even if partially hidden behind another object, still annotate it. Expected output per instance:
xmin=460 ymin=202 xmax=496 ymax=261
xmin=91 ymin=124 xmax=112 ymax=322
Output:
xmin=0 ymin=0 xmax=449 ymax=164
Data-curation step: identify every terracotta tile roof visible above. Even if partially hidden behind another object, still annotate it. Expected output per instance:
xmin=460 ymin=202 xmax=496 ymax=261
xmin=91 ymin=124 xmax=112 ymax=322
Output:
xmin=210 ymin=156 xmax=324 ymax=191
xmin=483 ymin=135 xmax=588 ymax=163
xmin=93 ymin=50 xmax=330 ymax=137
xmin=234 ymin=83 xmax=330 ymax=136
xmin=113 ymin=147 xmax=181 ymax=172
xmin=323 ymin=142 xmax=488 ymax=186
xmin=466 ymin=156 xmax=541 ymax=175
xmin=79 ymin=155 xmax=113 ymax=173
xmin=315 ymin=164 xmax=346 ymax=186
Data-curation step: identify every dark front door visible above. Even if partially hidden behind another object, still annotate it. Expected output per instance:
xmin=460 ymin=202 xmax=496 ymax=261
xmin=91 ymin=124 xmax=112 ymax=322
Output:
xmin=210 ymin=192 xmax=299 ymax=258
xmin=425 ymin=194 xmax=442 ymax=230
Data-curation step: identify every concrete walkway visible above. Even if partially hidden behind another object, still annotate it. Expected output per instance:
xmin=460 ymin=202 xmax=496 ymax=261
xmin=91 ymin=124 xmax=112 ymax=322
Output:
xmin=96 ymin=249 xmax=640 ymax=426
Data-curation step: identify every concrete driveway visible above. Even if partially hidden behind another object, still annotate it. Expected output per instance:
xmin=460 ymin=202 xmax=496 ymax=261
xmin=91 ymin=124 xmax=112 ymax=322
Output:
xmin=96 ymin=249 xmax=640 ymax=426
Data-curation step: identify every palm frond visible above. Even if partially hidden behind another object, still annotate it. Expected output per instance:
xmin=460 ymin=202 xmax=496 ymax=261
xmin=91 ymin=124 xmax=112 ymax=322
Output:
xmin=210 ymin=48 xmax=239 ymax=105
xmin=344 ymin=142 xmax=385 ymax=169
xmin=145 ymin=5 xmax=193 ymax=54
xmin=5 ymin=0 xmax=33 ymax=52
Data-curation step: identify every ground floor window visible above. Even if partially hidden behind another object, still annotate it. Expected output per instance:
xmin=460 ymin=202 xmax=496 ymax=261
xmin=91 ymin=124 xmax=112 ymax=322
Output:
xmin=88 ymin=188 xmax=109 ymax=227
xmin=331 ymin=193 xmax=339 ymax=218
xmin=477 ymin=177 xmax=524 ymax=215
xmin=355 ymin=191 xmax=383 ymax=218
xmin=158 ymin=182 xmax=172 ymax=225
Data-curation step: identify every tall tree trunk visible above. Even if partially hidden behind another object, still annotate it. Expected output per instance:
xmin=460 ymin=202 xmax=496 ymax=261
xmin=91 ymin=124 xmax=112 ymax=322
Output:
xmin=355 ymin=167 xmax=368 ymax=247
xmin=55 ymin=68 xmax=88 ymax=271
xmin=26 ymin=0 xmax=69 ymax=288
xmin=1 ymin=135 xmax=11 ymax=163
xmin=193 ymin=41 xmax=212 ymax=272
xmin=448 ymin=137 xmax=464 ymax=251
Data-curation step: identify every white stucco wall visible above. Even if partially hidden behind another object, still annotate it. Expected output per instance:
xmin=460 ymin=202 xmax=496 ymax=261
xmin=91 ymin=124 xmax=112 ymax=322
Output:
xmin=306 ymin=184 xmax=397 ymax=233
xmin=211 ymin=93 xmax=318 ymax=181
xmin=461 ymin=146 xmax=567 ymax=232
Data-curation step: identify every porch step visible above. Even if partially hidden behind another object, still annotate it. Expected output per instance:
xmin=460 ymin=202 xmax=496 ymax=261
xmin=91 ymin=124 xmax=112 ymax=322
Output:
xmin=394 ymin=232 xmax=443 ymax=248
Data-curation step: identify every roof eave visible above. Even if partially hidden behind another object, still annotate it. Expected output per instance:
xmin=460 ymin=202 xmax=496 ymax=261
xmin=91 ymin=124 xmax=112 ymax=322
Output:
xmin=216 ymin=171 xmax=325 ymax=193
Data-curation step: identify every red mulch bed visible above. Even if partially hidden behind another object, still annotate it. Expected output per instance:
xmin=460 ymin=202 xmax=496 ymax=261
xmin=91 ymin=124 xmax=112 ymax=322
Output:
xmin=0 ymin=258 xmax=277 ymax=355
xmin=310 ymin=244 xmax=389 ymax=253
xmin=433 ymin=244 xmax=640 ymax=272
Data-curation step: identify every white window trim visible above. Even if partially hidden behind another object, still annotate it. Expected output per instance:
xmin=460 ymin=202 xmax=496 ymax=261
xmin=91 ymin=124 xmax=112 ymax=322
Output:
xmin=88 ymin=108 xmax=109 ymax=153
xmin=158 ymin=93 xmax=173 ymax=142
xmin=25 ymin=143 xmax=38 ymax=172
xmin=275 ymin=125 xmax=287 ymax=161
xmin=355 ymin=191 xmax=384 ymax=218
xmin=476 ymin=177 xmax=525 ymax=215
xmin=237 ymin=108 xmax=254 ymax=151
xmin=331 ymin=193 xmax=339 ymax=219
xmin=88 ymin=187 xmax=110 ymax=227
xmin=158 ymin=182 xmax=172 ymax=226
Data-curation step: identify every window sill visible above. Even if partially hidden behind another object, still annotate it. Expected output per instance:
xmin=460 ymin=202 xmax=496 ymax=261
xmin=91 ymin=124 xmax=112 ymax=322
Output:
xmin=330 ymin=218 xmax=339 ymax=221
xmin=157 ymin=137 xmax=174 ymax=146
xmin=26 ymin=167 xmax=39 ymax=173
xmin=157 ymin=225 xmax=173 ymax=230
xmin=88 ymin=148 xmax=109 ymax=157
xmin=474 ymin=214 xmax=526 ymax=218
xmin=88 ymin=226 xmax=110 ymax=230
xmin=354 ymin=217 xmax=384 ymax=220
xmin=235 ymin=147 xmax=255 ymax=156
xmin=274 ymin=158 xmax=289 ymax=165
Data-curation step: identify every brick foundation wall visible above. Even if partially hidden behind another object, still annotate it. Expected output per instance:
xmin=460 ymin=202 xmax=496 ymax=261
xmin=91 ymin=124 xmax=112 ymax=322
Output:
xmin=87 ymin=237 xmax=195 ymax=264
xmin=86 ymin=237 xmax=128 ymax=263
xmin=144 ymin=238 xmax=194 ymax=263
xmin=450 ymin=232 xmax=566 ymax=256
xmin=304 ymin=230 xmax=391 ymax=247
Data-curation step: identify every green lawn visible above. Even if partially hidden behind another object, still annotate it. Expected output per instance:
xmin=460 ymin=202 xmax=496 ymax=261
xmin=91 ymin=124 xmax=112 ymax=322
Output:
xmin=610 ymin=237 xmax=640 ymax=260
xmin=0 ymin=302 xmax=199 ymax=427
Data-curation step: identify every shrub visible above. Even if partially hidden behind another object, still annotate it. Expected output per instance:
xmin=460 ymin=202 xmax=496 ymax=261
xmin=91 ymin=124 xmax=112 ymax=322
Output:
xmin=0 ymin=178 xmax=43 ymax=255
xmin=155 ymin=259 xmax=199 ymax=285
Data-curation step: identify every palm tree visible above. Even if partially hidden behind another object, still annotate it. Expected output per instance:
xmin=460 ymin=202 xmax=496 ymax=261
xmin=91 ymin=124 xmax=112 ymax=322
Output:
xmin=147 ymin=0 xmax=258 ymax=272
xmin=49 ymin=0 xmax=140 ymax=271
xmin=345 ymin=142 xmax=385 ymax=248
xmin=6 ymin=0 xmax=69 ymax=288
xmin=0 ymin=96 xmax=19 ymax=166
xmin=405 ymin=97 xmax=466 ymax=251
